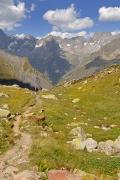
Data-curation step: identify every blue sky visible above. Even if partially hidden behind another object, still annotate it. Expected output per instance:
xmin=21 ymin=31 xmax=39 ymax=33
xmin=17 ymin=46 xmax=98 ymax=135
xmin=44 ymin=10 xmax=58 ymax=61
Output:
xmin=1 ymin=0 xmax=120 ymax=37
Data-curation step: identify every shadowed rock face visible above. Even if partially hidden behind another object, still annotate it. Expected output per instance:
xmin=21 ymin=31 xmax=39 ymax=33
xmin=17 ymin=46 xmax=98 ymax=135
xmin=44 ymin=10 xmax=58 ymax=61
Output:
xmin=29 ymin=38 xmax=72 ymax=84
xmin=0 ymin=50 xmax=52 ymax=90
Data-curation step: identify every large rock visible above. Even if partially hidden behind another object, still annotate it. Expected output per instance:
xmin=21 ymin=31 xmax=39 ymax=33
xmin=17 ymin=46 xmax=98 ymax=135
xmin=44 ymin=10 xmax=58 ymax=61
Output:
xmin=98 ymin=140 xmax=114 ymax=155
xmin=69 ymin=127 xmax=87 ymax=150
xmin=113 ymin=136 xmax=120 ymax=153
xmin=70 ymin=138 xmax=86 ymax=150
xmin=70 ymin=127 xmax=86 ymax=140
xmin=85 ymin=138 xmax=98 ymax=152
xmin=0 ymin=108 xmax=10 ymax=118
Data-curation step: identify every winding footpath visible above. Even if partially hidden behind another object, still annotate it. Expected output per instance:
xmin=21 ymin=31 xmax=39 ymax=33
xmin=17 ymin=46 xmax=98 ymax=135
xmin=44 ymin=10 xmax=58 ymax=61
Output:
xmin=0 ymin=94 xmax=43 ymax=180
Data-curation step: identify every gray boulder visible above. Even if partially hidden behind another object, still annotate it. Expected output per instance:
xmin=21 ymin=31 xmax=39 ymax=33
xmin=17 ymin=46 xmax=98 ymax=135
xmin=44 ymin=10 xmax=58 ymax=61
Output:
xmin=85 ymin=138 xmax=98 ymax=152
xmin=113 ymin=136 xmax=120 ymax=153
xmin=98 ymin=140 xmax=114 ymax=155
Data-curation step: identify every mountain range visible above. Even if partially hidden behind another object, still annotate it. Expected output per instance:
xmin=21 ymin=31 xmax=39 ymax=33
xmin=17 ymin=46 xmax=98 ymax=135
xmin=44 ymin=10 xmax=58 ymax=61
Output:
xmin=0 ymin=29 xmax=120 ymax=87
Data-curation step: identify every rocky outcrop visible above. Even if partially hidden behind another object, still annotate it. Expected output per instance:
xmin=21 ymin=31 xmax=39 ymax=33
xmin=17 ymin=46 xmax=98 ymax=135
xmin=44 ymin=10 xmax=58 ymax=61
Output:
xmin=68 ymin=127 xmax=120 ymax=155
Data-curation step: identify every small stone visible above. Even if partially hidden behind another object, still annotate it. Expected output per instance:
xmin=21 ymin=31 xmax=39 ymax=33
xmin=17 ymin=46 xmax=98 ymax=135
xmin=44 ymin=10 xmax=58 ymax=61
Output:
xmin=101 ymin=125 xmax=111 ymax=131
xmin=72 ymin=98 xmax=80 ymax=103
xmin=94 ymin=126 xmax=100 ymax=129
xmin=42 ymin=88 xmax=49 ymax=92
xmin=103 ymin=117 xmax=108 ymax=120
xmin=0 ymin=109 xmax=10 ymax=118
xmin=83 ymin=80 xmax=88 ymax=85
xmin=110 ymin=124 xmax=117 ymax=128
xmin=64 ymin=113 xmax=68 ymax=116
xmin=41 ymin=94 xmax=57 ymax=100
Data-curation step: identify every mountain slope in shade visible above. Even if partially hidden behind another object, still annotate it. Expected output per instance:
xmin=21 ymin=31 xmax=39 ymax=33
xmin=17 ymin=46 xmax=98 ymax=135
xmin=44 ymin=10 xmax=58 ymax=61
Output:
xmin=0 ymin=50 xmax=52 ymax=90
xmin=30 ymin=36 xmax=72 ymax=84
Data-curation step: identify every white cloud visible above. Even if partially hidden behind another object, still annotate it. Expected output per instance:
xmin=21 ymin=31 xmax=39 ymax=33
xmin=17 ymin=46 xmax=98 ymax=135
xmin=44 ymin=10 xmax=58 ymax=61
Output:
xmin=30 ymin=3 xmax=36 ymax=12
xmin=0 ymin=0 xmax=26 ymax=30
xmin=99 ymin=6 xmax=120 ymax=21
xmin=48 ymin=31 xmax=87 ymax=39
xmin=43 ymin=4 xmax=94 ymax=31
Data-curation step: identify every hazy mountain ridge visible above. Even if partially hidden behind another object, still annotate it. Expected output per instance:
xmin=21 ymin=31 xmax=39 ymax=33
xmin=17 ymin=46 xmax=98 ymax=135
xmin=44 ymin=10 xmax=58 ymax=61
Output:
xmin=0 ymin=29 xmax=120 ymax=84
xmin=62 ymin=36 xmax=120 ymax=82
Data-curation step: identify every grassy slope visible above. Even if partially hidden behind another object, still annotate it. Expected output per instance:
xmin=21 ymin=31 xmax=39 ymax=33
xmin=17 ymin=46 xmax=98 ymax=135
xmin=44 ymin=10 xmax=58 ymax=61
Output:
xmin=0 ymin=64 xmax=119 ymax=178
xmin=0 ymin=86 xmax=34 ymax=154
xmin=23 ymin=65 xmax=120 ymax=178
